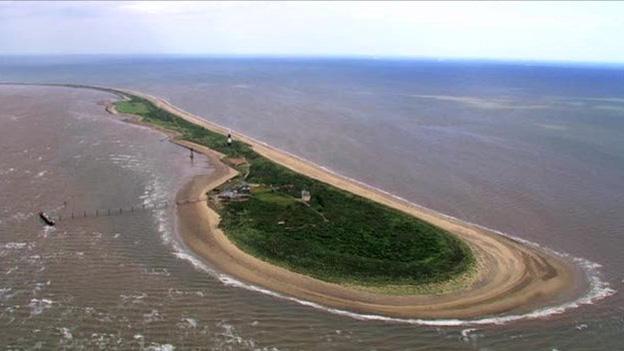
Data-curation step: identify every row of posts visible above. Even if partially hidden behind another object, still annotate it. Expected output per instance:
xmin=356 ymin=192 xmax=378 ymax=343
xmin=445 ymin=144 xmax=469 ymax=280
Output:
xmin=58 ymin=202 xmax=168 ymax=221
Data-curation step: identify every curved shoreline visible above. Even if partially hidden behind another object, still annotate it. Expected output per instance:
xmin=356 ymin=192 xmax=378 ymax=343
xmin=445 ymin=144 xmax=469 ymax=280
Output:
xmin=116 ymin=89 xmax=583 ymax=319
xmin=1 ymin=82 xmax=588 ymax=319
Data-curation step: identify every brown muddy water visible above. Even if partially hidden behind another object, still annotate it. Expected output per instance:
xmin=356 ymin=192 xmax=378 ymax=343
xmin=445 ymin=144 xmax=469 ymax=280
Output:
xmin=0 ymin=85 xmax=511 ymax=351
xmin=0 ymin=57 xmax=623 ymax=350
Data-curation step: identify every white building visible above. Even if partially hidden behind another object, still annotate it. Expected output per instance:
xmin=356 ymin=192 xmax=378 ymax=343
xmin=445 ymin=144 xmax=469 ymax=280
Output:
xmin=301 ymin=189 xmax=311 ymax=202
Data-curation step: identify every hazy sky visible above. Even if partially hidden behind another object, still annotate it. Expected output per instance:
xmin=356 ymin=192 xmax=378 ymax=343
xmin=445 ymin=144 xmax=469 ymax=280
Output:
xmin=1 ymin=1 xmax=623 ymax=63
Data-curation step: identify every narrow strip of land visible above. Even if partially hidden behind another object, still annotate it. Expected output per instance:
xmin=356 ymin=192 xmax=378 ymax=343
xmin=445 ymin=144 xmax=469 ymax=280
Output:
xmin=107 ymin=87 xmax=579 ymax=319
xmin=0 ymin=83 xmax=579 ymax=319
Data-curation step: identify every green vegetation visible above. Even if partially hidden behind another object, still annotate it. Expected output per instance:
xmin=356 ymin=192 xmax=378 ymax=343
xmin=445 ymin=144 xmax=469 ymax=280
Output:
xmin=115 ymin=96 xmax=474 ymax=287
xmin=115 ymin=100 xmax=151 ymax=115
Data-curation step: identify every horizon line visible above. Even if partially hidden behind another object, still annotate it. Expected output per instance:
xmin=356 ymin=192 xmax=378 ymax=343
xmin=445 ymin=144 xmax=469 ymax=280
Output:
xmin=1 ymin=53 xmax=623 ymax=68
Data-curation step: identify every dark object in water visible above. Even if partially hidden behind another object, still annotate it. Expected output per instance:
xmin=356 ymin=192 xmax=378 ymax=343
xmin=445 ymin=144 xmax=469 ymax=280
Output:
xmin=39 ymin=212 xmax=55 ymax=226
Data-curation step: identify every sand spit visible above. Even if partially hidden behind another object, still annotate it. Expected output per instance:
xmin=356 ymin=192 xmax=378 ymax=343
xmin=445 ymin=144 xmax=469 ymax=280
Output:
xmin=106 ymin=88 xmax=579 ymax=319
xmin=0 ymin=82 xmax=581 ymax=319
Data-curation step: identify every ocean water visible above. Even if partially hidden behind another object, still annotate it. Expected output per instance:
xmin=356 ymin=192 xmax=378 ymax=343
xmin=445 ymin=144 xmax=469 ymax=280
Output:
xmin=1 ymin=57 xmax=623 ymax=349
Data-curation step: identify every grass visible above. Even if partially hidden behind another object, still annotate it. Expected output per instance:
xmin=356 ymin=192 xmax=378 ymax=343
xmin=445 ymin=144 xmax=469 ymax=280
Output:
xmin=115 ymin=100 xmax=151 ymax=115
xmin=253 ymin=189 xmax=298 ymax=207
xmin=115 ymin=95 xmax=475 ymax=288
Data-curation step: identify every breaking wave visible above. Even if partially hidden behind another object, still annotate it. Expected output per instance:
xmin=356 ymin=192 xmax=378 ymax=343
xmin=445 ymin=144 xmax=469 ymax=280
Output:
xmin=172 ymin=244 xmax=614 ymax=326
xmin=153 ymin=108 xmax=616 ymax=326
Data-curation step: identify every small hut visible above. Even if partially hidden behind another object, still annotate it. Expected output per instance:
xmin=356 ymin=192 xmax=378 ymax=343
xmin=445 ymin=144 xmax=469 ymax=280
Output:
xmin=217 ymin=189 xmax=250 ymax=202
xmin=301 ymin=189 xmax=311 ymax=202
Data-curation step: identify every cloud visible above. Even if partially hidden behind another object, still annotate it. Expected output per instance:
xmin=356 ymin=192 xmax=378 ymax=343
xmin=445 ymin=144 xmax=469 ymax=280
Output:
xmin=0 ymin=1 xmax=623 ymax=63
xmin=116 ymin=1 xmax=224 ymax=15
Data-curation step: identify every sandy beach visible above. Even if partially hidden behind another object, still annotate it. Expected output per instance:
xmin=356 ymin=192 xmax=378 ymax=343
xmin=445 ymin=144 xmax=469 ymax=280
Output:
xmin=100 ymin=87 xmax=582 ymax=319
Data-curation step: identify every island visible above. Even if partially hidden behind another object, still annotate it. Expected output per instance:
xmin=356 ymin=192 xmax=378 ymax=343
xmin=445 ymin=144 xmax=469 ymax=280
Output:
xmin=115 ymin=94 xmax=475 ymax=291
xmin=109 ymin=88 xmax=579 ymax=320
xmin=8 ymin=83 xmax=579 ymax=319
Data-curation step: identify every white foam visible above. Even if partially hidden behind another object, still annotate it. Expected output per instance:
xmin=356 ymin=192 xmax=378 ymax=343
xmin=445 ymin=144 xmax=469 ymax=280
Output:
xmin=168 ymin=193 xmax=615 ymax=327
xmin=0 ymin=288 xmax=15 ymax=301
xmin=3 ymin=242 xmax=28 ymax=250
xmin=172 ymin=224 xmax=614 ymax=326
xmin=32 ymin=281 xmax=50 ymax=295
xmin=144 ymin=267 xmax=170 ymax=276
xmin=120 ymin=292 xmax=147 ymax=305
xmin=0 ymin=167 xmax=16 ymax=176
xmin=90 ymin=333 xmax=123 ymax=348
xmin=157 ymin=107 xmax=616 ymax=326
xmin=460 ymin=328 xmax=479 ymax=342
xmin=143 ymin=309 xmax=163 ymax=323
xmin=41 ymin=225 xmax=56 ymax=238
xmin=141 ymin=177 xmax=171 ymax=245
xmin=167 ymin=288 xmax=183 ymax=297
xmin=461 ymin=328 xmax=476 ymax=338
xmin=575 ymin=323 xmax=588 ymax=331
xmin=10 ymin=211 xmax=33 ymax=223
xmin=145 ymin=344 xmax=175 ymax=351
xmin=28 ymin=298 xmax=53 ymax=316
xmin=181 ymin=318 xmax=197 ymax=329
xmin=59 ymin=327 xmax=73 ymax=340
xmin=215 ymin=321 xmax=272 ymax=351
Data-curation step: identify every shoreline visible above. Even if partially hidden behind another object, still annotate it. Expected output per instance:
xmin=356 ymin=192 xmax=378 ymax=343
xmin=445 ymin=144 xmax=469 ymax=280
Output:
xmin=0 ymin=82 xmax=586 ymax=319
xmin=114 ymin=88 xmax=582 ymax=319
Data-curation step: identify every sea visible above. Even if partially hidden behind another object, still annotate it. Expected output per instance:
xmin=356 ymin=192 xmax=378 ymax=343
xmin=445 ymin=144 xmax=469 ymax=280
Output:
xmin=0 ymin=56 xmax=623 ymax=350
